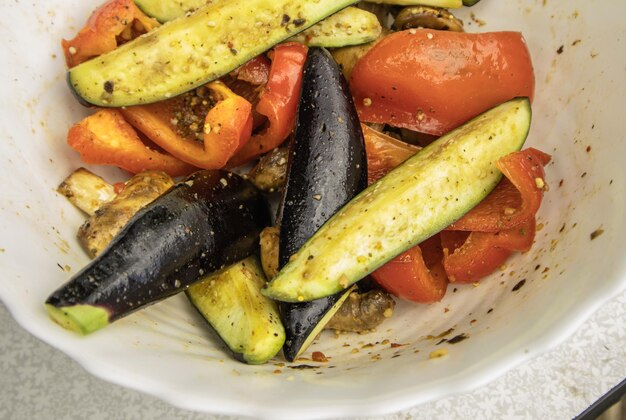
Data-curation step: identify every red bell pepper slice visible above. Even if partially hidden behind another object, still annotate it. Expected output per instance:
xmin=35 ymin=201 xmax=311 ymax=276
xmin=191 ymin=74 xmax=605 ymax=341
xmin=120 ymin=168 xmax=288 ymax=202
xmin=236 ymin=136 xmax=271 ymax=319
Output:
xmin=365 ymin=133 xmax=549 ymax=298
xmin=229 ymin=42 xmax=308 ymax=166
xmin=350 ymin=30 xmax=534 ymax=136
xmin=235 ymin=56 xmax=271 ymax=86
xmin=442 ymin=218 xmax=536 ymax=283
xmin=121 ymin=81 xmax=253 ymax=169
xmin=67 ymin=109 xmax=197 ymax=177
xmin=448 ymin=148 xmax=551 ymax=232
xmin=371 ymin=235 xmax=448 ymax=303
xmin=62 ymin=0 xmax=159 ymax=67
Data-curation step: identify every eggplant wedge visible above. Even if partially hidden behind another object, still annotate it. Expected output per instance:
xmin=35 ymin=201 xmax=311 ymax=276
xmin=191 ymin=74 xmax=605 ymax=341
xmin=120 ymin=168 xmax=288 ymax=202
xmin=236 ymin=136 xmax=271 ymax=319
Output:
xmin=46 ymin=170 xmax=270 ymax=334
xmin=277 ymin=48 xmax=368 ymax=361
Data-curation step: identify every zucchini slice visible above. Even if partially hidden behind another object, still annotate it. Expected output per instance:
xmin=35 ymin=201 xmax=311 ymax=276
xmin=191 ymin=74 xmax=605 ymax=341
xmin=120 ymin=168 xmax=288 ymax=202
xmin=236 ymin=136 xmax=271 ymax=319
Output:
xmin=263 ymin=98 xmax=532 ymax=303
xmin=186 ymin=256 xmax=285 ymax=365
xmin=133 ymin=0 xmax=207 ymax=22
xmin=68 ymin=0 xmax=358 ymax=107
xmin=290 ymin=7 xmax=381 ymax=48
xmin=134 ymin=1 xmax=381 ymax=48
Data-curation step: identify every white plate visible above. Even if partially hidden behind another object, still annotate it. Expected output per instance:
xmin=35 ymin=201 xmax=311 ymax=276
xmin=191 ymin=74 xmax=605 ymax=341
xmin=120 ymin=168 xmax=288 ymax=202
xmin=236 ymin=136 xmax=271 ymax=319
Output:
xmin=0 ymin=1 xmax=625 ymax=419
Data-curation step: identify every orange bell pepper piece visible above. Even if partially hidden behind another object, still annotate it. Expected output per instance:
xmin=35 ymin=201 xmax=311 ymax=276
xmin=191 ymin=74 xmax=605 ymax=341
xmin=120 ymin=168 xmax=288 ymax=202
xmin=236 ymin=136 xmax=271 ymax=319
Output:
xmin=67 ymin=109 xmax=197 ymax=177
xmin=120 ymin=82 xmax=253 ymax=169
xmin=229 ymin=42 xmax=308 ymax=167
xmin=361 ymin=124 xmax=419 ymax=185
xmin=62 ymin=0 xmax=159 ymax=67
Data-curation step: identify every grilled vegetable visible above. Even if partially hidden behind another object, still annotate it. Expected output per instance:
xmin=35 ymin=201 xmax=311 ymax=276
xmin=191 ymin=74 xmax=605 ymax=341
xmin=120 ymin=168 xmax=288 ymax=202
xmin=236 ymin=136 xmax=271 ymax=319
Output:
xmin=57 ymin=168 xmax=116 ymax=216
xmin=227 ymin=42 xmax=308 ymax=166
xmin=62 ymin=0 xmax=159 ymax=68
xmin=351 ymin=30 xmax=534 ymax=136
xmin=46 ymin=170 xmax=270 ymax=334
xmin=393 ymin=6 xmax=464 ymax=31
xmin=289 ymin=7 xmax=382 ymax=48
xmin=134 ymin=2 xmax=381 ymax=48
xmin=325 ymin=289 xmax=395 ymax=332
xmin=186 ymin=256 xmax=285 ymax=364
xmin=67 ymin=109 xmax=198 ymax=177
xmin=247 ymin=147 xmax=289 ymax=193
xmin=120 ymin=81 xmax=254 ymax=170
xmin=281 ymin=286 xmax=356 ymax=360
xmin=277 ymin=48 xmax=368 ymax=361
xmin=133 ymin=0 xmax=206 ymax=22
xmin=68 ymin=0 xmax=359 ymax=107
xmin=463 ymin=0 xmax=481 ymax=6
xmin=330 ymin=29 xmax=387 ymax=79
xmin=263 ymin=98 xmax=532 ymax=303
xmin=259 ymin=226 xmax=280 ymax=279
xmin=258 ymin=225 xmax=395 ymax=333
xmin=77 ymin=171 xmax=174 ymax=258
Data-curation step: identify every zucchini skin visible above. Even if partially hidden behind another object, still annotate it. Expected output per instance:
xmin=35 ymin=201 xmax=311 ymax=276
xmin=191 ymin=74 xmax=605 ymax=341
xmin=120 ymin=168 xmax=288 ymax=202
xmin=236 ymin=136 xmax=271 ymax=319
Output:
xmin=264 ymin=98 xmax=532 ymax=303
xmin=186 ymin=256 xmax=285 ymax=365
xmin=278 ymin=48 xmax=368 ymax=361
xmin=134 ymin=1 xmax=381 ymax=49
xmin=46 ymin=170 xmax=270 ymax=332
xmin=68 ymin=0 xmax=360 ymax=107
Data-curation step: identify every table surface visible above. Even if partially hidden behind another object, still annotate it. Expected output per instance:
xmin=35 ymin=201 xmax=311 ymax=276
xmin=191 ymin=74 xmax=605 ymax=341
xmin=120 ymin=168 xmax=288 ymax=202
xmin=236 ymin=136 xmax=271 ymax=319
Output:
xmin=1 ymin=291 xmax=624 ymax=420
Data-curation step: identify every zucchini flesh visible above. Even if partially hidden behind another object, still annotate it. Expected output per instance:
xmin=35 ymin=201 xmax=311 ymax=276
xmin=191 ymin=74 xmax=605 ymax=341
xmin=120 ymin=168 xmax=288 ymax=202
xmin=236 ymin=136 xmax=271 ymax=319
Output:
xmin=289 ymin=7 xmax=382 ymax=48
xmin=133 ymin=0 xmax=207 ymax=22
xmin=186 ymin=257 xmax=285 ymax=365
xmin=69 ymin=0 xmax=358 ymax=107
xmin=134 ymin=1 xmax=381 ymax=48
xmin=363 ymin=0 xmax=462 ymax=8
xmin=263 ymin=98 xmax=532 ymax=303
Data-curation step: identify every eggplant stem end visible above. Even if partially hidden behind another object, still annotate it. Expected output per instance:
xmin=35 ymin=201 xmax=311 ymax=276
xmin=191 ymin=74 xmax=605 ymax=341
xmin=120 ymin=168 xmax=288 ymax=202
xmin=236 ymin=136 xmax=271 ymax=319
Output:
xmin=45 ymin=304 xmax=110 ymax=335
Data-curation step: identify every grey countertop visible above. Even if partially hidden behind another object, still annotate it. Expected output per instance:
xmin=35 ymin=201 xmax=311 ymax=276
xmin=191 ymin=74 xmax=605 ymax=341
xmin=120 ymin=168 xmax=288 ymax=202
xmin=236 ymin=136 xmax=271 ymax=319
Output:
xmin=2 ymin=291 xmax=625 ymax=420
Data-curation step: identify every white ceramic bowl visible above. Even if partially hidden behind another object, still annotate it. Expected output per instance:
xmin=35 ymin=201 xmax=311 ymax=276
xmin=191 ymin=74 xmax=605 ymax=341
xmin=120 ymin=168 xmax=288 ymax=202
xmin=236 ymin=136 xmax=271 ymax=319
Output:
xmin=1 ymin=1 xmax=624 ymax=418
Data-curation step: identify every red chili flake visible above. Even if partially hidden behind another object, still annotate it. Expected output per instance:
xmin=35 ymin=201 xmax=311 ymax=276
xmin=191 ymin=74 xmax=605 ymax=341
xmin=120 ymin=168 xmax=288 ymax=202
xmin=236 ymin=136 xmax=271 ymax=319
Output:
xmin=113 ymin=182 xmax=126 ymax=194
xmin=390 ymin=343 xmax=406 ymax=348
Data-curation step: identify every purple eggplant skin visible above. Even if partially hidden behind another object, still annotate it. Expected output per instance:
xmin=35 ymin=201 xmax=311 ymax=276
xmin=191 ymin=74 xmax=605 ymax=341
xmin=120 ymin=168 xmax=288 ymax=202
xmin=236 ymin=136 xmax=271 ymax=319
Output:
xmin=277 ymin=48 xmax=368 ymax=362
xmin=46 ymin=170 xmax=270 ymax=332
